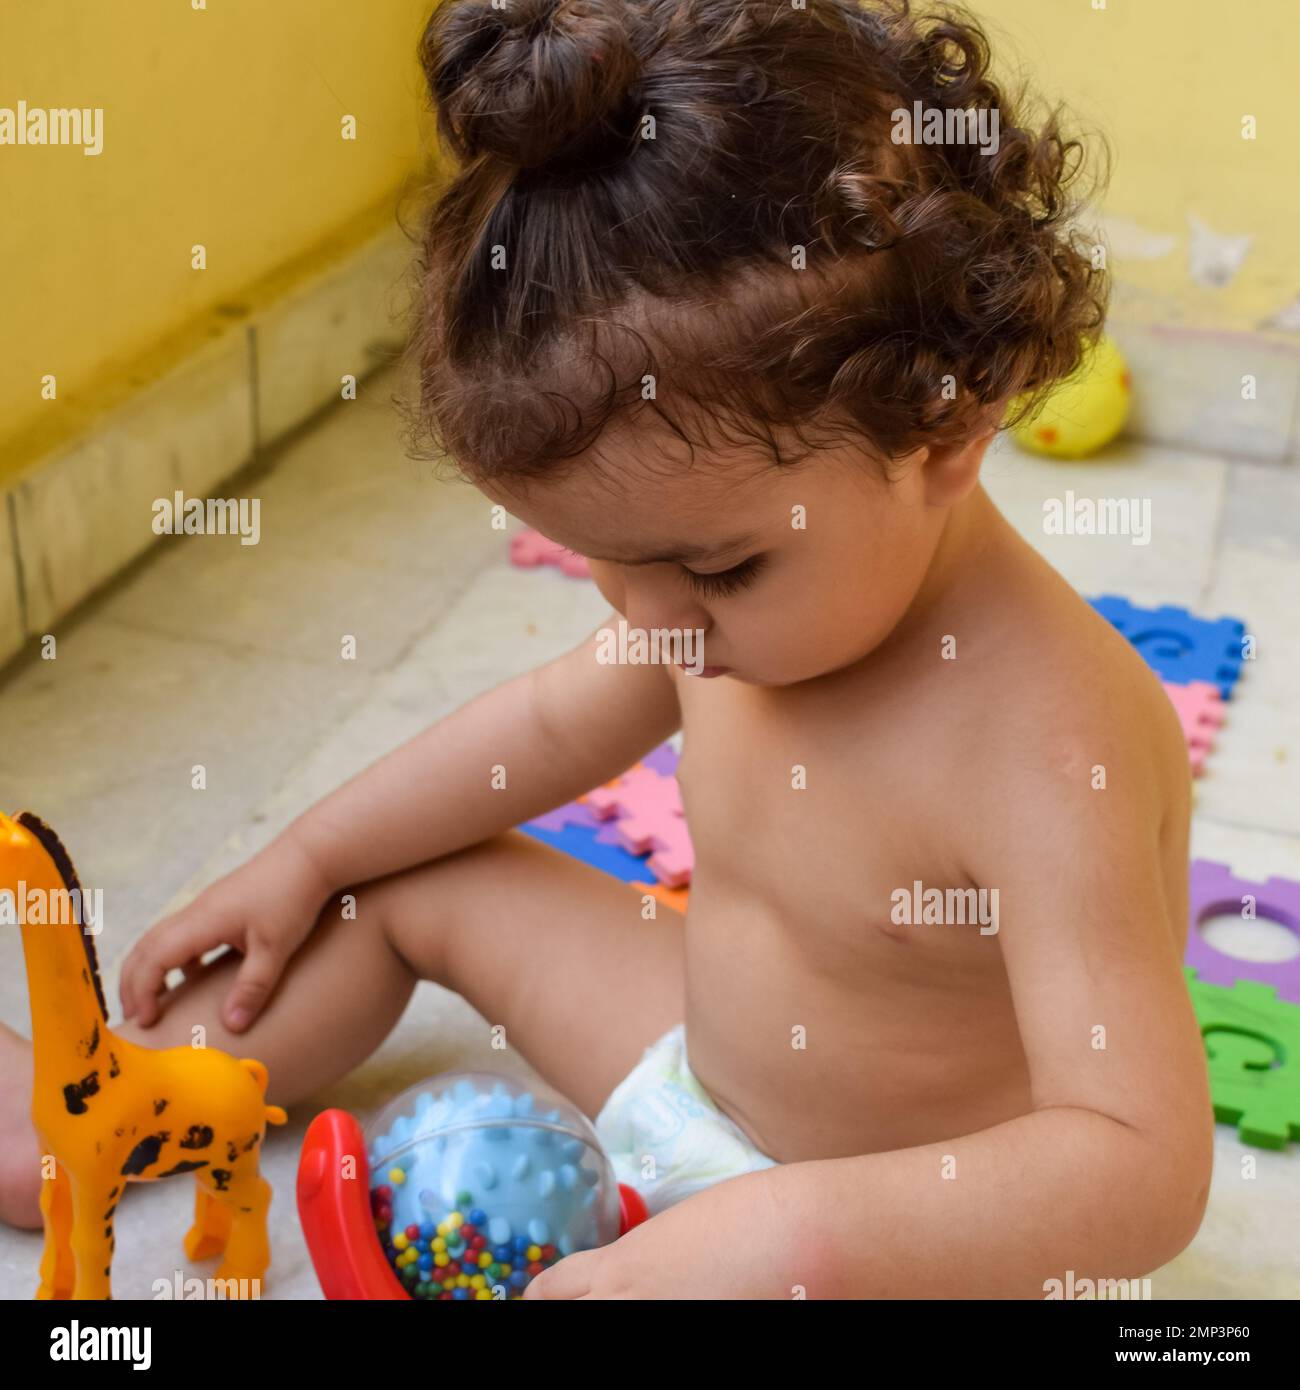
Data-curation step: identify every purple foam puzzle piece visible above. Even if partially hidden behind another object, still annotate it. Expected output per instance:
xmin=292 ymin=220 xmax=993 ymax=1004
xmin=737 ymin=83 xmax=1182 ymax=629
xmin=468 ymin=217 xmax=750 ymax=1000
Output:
xmin=528 ymin=799 xmax=601 ymax=834
xmin=1185 ymin=860 xmax=1300 ymax=1003
xmin=643 ymin=742 xmax=680 ymax=777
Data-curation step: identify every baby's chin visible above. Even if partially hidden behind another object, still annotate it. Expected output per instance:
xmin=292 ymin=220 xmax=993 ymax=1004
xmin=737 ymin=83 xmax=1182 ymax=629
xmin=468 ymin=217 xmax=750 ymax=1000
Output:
xmin=730 ymin=644 xmax=884 ymax=688
xmin=684 ymin=661 xmax=815 ymax=689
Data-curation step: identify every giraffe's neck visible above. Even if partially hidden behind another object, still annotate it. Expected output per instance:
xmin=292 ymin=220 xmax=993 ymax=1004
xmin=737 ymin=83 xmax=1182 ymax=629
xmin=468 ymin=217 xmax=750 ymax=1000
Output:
xmin=4 ymin=813 xmax=112 ymax=1077
xmin=15 ymin=897 xmax=109 ymax=1073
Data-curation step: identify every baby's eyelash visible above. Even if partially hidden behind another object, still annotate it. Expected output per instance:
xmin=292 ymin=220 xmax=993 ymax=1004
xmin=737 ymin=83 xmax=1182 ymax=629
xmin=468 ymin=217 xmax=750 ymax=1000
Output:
xmin=681 ymin=555 xmax=765 ymax=598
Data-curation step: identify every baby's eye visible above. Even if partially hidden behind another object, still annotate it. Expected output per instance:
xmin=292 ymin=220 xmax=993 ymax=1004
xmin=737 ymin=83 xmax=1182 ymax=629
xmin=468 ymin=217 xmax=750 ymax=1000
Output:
xmin=681 ymin=554 xmax=766 ymax=598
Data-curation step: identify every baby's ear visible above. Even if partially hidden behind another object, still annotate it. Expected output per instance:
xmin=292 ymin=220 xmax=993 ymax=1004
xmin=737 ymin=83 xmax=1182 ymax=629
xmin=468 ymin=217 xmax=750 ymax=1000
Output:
xmin=920 ymin=429 xmax=992 ymax=507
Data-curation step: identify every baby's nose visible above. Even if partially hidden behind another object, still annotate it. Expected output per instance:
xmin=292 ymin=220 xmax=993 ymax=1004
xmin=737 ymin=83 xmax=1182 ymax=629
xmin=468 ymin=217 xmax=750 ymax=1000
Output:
xmin=622 ymin=570 xmax=705 ymax=636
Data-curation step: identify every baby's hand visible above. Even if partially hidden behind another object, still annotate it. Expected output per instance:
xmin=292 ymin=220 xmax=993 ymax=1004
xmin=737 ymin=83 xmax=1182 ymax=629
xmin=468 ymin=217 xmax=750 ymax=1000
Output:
xmin=119 ymin=836 xmax=332 ymax=1033
xmin=526 ymin=1168 xmax=793 ymax=1300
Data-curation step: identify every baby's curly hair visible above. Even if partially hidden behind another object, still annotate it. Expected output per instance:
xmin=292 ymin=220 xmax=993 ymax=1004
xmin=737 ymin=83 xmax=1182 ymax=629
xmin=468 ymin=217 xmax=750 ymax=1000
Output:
xmin=404 ymin=0 xmax=1108 ymax=481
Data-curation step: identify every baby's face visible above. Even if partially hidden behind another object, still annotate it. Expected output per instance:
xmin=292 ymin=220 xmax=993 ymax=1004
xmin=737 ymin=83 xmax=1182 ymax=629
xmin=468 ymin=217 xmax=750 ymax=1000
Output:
xmin=485 ymin=429 xmax=961 ymax=687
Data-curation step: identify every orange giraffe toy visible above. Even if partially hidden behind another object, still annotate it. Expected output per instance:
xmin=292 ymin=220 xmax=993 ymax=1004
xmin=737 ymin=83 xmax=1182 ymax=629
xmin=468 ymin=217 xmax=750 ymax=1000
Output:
xmin=1 ymin=811 xmax=286 ymax=1299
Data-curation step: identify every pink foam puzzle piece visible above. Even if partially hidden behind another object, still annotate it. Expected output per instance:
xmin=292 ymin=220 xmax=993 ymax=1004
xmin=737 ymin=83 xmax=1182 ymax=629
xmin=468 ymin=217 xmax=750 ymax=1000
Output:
xmin=644 ymin=821 xmax=694 ymax=890
xmin=509 ymin=528 xmax=591 ymax=579
xmin=586 ymin=766 xmax=694 ymax=888
xmin=1162 ymin=679 xmax=1224 ymax=776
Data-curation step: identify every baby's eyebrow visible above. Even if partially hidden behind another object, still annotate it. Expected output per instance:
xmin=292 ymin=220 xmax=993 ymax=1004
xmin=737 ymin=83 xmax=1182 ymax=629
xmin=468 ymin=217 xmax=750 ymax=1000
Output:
xmin=590 ymin=535 xmax=759 ymax=566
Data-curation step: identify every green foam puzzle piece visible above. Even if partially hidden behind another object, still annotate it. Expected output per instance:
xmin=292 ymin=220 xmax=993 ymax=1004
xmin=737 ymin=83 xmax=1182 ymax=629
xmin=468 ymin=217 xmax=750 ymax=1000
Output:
xmin=1184 ymin=967 xmax=1300 ymax=1151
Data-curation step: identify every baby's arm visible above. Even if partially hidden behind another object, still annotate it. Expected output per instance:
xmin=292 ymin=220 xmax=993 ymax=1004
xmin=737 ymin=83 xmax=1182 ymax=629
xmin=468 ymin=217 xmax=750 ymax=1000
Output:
xmin=802 ymin=770 xmax=1212 ymax=1298
xmin=287 ymin=615 xmax=679 ymax=890
xmin=121 ymin=616 xmax=678 ymax=1028
xmin=533 ymin=720 xmax=1214 ymax=1300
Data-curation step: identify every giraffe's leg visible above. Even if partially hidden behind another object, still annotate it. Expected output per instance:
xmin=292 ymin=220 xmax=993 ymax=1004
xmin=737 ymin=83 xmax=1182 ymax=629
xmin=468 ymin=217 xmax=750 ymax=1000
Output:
xmin=211 ymin=1169 xmax=272 ymax=1295
xmin=35 ymin=1164 xmax=73 ymax=1300
xmin=183 ymin=1180 xmax=233 ymax=1262
xmin=67 ymin=1176 xmax=115 ymax=1300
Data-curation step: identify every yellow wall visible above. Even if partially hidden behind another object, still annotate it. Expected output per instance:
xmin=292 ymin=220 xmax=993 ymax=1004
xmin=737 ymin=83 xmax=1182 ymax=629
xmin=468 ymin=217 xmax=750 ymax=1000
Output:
xmin=3 ymin=0 xmax=1296 ymax=474
xmin=0 ymin=0 xmax=437 ymax=468
xmin=975 ymin=0 xmax=1299 ymax=327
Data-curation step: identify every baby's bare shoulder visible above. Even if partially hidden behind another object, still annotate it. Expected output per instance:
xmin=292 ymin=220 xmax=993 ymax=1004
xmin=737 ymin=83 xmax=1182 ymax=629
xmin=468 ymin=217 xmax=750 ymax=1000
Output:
xmin=953 ymin=584 xmax=1189 ymax=830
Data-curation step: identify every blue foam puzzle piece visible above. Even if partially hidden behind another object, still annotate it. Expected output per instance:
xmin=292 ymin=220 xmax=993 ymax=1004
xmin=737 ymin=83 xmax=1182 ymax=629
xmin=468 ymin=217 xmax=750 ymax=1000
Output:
xmin=1088 ymin=595 xmax=1247 ymax=699
xmin=519 ymin=820 xmax=651 ymax=883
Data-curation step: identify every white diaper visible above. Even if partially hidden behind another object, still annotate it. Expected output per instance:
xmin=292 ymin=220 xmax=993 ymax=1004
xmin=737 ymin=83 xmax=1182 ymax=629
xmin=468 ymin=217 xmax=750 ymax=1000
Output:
xmin=594 ymin=1024 xmax=777 ymax=1215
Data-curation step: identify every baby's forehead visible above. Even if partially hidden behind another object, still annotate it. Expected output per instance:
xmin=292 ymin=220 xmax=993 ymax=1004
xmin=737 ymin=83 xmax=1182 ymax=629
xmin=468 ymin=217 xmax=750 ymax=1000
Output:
xmin=483 ymin=414 xmax=878 ymax=560
xmin=489 ymin=458 xmax=777 ymax=565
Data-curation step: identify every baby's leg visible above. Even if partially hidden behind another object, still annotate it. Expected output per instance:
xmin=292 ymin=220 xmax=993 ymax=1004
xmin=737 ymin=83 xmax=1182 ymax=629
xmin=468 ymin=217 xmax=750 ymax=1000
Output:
xmin=0 ymin=830 xmax=683 ymax=1226
xmin=358 ymin=830 xmax=686 ymax=1117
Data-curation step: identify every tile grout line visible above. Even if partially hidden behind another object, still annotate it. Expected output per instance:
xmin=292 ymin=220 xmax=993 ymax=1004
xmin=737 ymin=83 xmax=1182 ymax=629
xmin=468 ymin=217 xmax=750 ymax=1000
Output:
xmin=1197 ymin=459 xmax=1232 ymax=613
xmin=247 ymin=321 xmax=262 ymax=462
xmin=5 ymin=489 xmax=30 ymax=638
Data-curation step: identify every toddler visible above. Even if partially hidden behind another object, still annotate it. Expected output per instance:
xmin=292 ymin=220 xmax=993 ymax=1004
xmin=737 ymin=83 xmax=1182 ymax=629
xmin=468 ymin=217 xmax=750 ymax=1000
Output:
xmin=1 ymin=0 xmax=1212 ymax=1298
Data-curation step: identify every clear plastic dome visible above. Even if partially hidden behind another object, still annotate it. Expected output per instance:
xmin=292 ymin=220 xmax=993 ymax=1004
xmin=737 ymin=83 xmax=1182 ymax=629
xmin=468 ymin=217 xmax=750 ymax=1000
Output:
xmin=365 ymin=1071 xmax=622 ymax=1300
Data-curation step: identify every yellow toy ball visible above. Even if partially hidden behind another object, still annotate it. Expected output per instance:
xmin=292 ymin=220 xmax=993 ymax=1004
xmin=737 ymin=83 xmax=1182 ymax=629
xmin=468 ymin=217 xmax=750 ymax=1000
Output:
xmin=1010 ymin=334 xmax=1132 ymax=459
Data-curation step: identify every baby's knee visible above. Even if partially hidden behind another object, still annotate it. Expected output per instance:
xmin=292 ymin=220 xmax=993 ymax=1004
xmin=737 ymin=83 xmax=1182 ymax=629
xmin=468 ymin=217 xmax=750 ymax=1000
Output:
xmin=344 ymin=835 xmax=518 ymax=982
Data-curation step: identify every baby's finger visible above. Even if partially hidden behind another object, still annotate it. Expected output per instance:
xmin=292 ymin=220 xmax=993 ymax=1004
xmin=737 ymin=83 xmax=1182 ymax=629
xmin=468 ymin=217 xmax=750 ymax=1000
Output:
xmin=120 ymin=911 xmax=223 ymax=1025
xmin=223 ymin=939 xmax=288 ymax=1032
xmin=522 ymin=1249 xmax=597 ymax=1300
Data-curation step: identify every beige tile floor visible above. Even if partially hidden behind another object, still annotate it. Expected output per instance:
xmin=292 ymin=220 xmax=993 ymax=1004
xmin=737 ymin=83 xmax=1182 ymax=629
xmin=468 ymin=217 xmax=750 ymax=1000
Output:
xmin=1 ymin=373 xmax=1297 ymax=1299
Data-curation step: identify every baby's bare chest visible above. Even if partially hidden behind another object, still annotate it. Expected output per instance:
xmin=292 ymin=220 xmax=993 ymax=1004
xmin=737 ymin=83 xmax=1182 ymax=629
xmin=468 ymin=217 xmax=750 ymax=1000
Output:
xmin=671 ymin=677 xmax=1028 ymax=1159
xmin=674 ymin=675 xmax=992 ymax=964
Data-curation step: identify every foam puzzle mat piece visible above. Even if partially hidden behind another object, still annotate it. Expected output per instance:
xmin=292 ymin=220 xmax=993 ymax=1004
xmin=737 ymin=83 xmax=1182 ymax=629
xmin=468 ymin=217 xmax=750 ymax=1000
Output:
xmin=1162 ymin=680 xmax=1224 ymax=776
xmin=1185 ymin=969 xmax=1300 ymax=1150
xmin=519 ymin=821 xmax=649 ymax=883
xmin=587 ymin=765 xmax=694 ymax=888
xmin=527 ymin=798 xmax=601 ymax=834
xmin=508 ymin=528 xmax=592 ymax=579
xmin=632 ymin=881 xmax=691 ymax=915
xmin=642 ymin=742 xmax=680 ymax=777
xmin=1185 ymin=861 xmax=1300 ymax=1003
xmin=1088 ymin=595 xmax=1246 ymax=699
